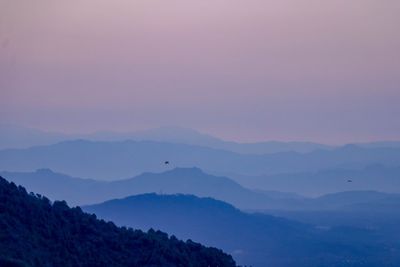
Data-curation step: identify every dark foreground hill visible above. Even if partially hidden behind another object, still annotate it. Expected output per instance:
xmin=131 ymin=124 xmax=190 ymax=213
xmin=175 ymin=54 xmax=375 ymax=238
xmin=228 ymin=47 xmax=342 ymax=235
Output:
xmin=0 ymin=176 xmax=236 ymax=267
xmin=84 ymin=193 xmax=400 ymax=267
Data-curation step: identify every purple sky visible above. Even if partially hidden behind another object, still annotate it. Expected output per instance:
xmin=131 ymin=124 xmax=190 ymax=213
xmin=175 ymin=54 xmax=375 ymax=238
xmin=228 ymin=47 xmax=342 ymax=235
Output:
xmin=1 ymin=0 xmax=399 ymax=144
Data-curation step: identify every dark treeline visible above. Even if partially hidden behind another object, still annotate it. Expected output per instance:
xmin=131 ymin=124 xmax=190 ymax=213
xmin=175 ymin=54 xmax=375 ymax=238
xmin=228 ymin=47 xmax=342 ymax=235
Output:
xmin=0 ymin=176 xmax=237 ymax=267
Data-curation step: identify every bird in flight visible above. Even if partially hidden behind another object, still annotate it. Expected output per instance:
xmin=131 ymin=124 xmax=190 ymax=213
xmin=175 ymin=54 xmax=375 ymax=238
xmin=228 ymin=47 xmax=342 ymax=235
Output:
xmin=347 ymin=179 xmax=353 ymax=183
xmin=164 ymin=161 xmax=169 ymax=165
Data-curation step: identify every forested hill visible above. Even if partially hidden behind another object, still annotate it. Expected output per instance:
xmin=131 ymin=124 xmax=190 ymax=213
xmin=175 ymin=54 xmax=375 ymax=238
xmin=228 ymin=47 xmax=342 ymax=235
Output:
xmin=0 ymin=176 xmax=237 ymax=267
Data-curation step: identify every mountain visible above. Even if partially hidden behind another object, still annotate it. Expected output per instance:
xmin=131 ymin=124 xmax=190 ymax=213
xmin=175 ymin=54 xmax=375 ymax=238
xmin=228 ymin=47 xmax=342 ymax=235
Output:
xmin=122 ymin=126 xmax=332 ymax=154
xmin=1 ymin=139 xmax=400 ymax=181
xmin=313 ymin=190 xmax=400 ymax=209
xmin=84 ymin=193 xmax=400 ymax=267
xmin=0 ymin=124 xmax=71 ymax=149
xmin=231 ymin=164 xmax=400 ymax=196
xmin=0 ymin=168 xmax=101 ymax=206
xmin=0 ymin=176 xmax=236 ymax=267
xmin=0 ymin=124 xmax=331 ymax=153
xmin=266 ymin=191 xmax=400 ymax=241
xmin=356 ymin=141 xmax=400 ymax=149
xmin=106 ymin=168 xmax=302 ymax=210
xmin=0 ymin=168 xmax=302 ymax=209
xmin=3 ymin=124 xmax=400 ymax=155
xmin=281 ymin=190 xmax=400 ymax=211
xmin=3 ymin=167 xmax=400 ymax=212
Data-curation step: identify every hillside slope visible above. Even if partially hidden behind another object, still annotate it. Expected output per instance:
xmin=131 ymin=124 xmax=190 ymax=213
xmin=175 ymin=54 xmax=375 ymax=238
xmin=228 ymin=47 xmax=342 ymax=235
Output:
xmin=0 ymin=176 xmax=236 ymax=267
xmin=84 ymin=193 xmax=400 ymax=267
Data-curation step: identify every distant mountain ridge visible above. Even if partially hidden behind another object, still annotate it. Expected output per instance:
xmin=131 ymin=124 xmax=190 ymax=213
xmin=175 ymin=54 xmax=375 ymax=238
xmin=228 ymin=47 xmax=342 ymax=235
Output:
xmin=232 ymin=164 xmax=400 ymax=196
xmin=3 ymin=124 xmax=400 ymax=153
xmin=0 ymin=168 xmax=297 ymax=209
xmin=2 ymin=167 xmax=400 ymax=213
xmin=0 ymin=124 xmax=331 ymax=153
xmin=1 ymin=139 xmax=400 ymax=180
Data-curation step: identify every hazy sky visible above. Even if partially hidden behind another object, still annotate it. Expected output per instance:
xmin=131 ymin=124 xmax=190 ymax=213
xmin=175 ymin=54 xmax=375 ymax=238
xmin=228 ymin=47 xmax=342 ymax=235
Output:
xmin=1 ymin=0 xmax=399 ymax=144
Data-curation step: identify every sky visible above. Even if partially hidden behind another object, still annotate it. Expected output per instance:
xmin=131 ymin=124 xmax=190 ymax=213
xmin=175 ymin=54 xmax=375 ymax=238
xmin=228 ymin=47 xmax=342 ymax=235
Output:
xmin=1 ymin=0 xmax=399 ymax=144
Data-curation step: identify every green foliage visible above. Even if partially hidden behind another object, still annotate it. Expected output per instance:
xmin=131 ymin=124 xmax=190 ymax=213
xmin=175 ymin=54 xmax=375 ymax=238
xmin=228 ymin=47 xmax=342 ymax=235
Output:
xmin=0 ymin=177 xmax=237 ymax=267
